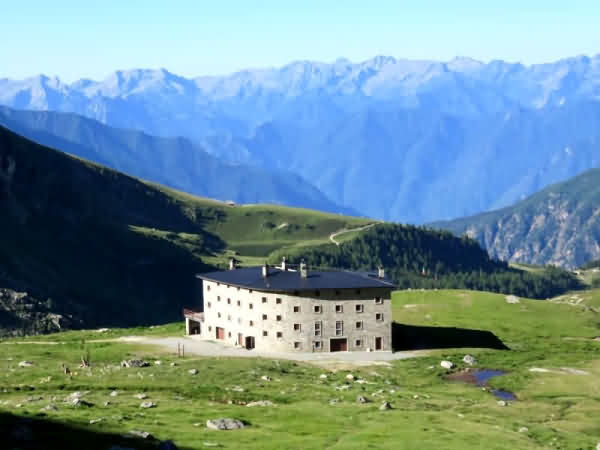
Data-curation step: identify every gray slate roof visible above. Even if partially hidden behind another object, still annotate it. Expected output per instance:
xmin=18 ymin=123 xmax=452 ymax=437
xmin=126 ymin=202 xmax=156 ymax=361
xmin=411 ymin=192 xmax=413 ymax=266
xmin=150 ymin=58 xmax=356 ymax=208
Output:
xmin=196 ymin=266 xmax=395 ymax=293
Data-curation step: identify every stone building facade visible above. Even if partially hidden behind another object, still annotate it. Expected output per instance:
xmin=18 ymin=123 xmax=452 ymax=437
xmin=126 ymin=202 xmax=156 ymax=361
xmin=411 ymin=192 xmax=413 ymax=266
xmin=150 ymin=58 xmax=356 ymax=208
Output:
xmin=184 ymin=261 xmax=394 ymax=353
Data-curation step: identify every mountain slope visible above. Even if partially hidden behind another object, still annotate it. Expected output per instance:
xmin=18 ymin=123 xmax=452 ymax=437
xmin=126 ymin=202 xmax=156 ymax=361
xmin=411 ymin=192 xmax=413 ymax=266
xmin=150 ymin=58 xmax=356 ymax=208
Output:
xmin=0 ymin=106 xmax=352 ymax=215
xmin=432 ymin=168 xmax=600 ymax=268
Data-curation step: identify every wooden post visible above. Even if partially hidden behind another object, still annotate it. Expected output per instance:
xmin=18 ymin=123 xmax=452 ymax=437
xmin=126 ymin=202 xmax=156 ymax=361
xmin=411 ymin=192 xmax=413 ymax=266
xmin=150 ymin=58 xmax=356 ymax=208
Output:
xmin=182 ymin=344 xmax=185 ymax=358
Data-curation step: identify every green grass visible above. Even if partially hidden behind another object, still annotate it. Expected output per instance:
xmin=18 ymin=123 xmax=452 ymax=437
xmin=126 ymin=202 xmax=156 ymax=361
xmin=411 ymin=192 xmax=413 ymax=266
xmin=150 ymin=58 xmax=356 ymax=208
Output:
xmin=2 ymin=289 xmax=599 ymax=449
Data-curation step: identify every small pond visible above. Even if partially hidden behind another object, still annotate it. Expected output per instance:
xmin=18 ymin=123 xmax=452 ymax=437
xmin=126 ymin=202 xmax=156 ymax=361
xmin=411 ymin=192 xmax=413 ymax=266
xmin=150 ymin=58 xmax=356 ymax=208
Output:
xmin=446 ymin=369 xmax=517 ymax=401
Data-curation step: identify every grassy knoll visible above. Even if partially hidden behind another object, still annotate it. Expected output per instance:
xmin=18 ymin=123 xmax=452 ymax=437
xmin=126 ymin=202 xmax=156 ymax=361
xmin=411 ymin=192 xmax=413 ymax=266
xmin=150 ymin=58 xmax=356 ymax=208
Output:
xmin=2 ymin=289 xmax=599 ymax=449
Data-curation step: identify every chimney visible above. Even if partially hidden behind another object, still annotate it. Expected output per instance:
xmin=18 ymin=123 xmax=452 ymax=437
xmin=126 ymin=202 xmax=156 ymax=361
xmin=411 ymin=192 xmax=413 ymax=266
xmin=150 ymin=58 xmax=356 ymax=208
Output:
xmin=378 ymin=266 xmax=385 ymax=279
xmin=229 ymin=258 xmax=236 ymax=270
xmin=281 ymin=256 xmax=287 ymax=271
xmin=299 ymin=259 xmax=308 ymax=279
xmin=262 ymin=263 xmax=269 ymax=278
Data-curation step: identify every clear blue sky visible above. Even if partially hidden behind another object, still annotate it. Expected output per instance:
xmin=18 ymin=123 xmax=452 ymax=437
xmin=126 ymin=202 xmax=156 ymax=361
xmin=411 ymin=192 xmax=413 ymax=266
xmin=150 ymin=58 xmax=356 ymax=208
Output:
xmin=2 ymin=0 xmax=599 ymax=82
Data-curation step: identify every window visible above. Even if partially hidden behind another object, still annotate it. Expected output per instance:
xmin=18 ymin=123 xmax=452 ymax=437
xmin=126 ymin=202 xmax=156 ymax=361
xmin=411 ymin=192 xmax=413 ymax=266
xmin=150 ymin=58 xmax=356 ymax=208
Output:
xmin=262 ymin=314 xmax=268 ymax=320
xmin=276 ymin=298 xmax=282 ymax=304
xmin=293 ymin=306 xmax=300 ymax=313
xmin=262 ymin=297 xmax=267 ymax=304
xmin=356 ymin=321 xmax=363 ymax=330
xmin=217 ymin=282 xmax=220 ymax=286
xmin=276 ymin=332 xmax=283 ymax=339
xmin=355 ymin=339 xmax=362 ymax=347
xmin=237 ymin=300 xmax=241 ymax=307
xmin=294 ymin=342 xmax=301 ymax=349
xmin=207 ymin=285 xmax=211 ymax=291
xmin=263 ymin=331 xmax=268 ymax=337
xmin=227 ymin=285 xmax=230 ymax=289
xmin=237 ymin=287 xmax=240 ymax=291
xmin=315 ymin=290 xmax=320 ymax=297
xmin=217 ymin=312 xmax=221 ymax=318
xmin=249 ymin=303 xmax=254 ymax=310
xmin=376 ymin=313 xmax=384 ymax=322
xmin=314 ymin=305 xmax=322 ymax=314
xmin=237 ymin=317 xmax=242 ymax=324
xmin=314 ymin=321 xmax=322 ymax=337
xmin=208 ymin=326 xmax=212 ymax=331
xmin=227 ymin=314 xmax=231 ymax=321
xmin=335 ymin=304 xmax=343 ymax=313
xmin=335 ymin=321 xmax=343 ymax=336
xmin=375 ymin=297 xmax=383 ymax=305
xmin=217 ymin=296 xmax=221 ymax=302
xmin=249 ymin=320 xmax=254 ymax=327
xmin=355 ymin=304 xmax=364 ymax=313
xmin=228 ymin=332 xmax=232 ymax=338
xmin=227 ymin=298 xmax=231 ymax=304
xmin=314 ymin=341 xmax=322 ymax=349
xmin=276 ymin=315 xmax=282 ymax=321
xmin=249 ymin=289 xmax=253 ymax=293
xmin=294 ymin=323 xmax=301 ymax=331
xmin=207 ymin=302 xmax=211 ymax=308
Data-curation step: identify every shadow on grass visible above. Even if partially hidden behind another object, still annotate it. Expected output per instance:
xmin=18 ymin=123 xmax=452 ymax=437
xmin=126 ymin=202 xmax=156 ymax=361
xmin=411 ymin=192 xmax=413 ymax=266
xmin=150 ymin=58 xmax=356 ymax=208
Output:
xmin=0 ymin=411 xmax=191 ymax=450
xmin=392 ymin=322 xmax=509 ymax=351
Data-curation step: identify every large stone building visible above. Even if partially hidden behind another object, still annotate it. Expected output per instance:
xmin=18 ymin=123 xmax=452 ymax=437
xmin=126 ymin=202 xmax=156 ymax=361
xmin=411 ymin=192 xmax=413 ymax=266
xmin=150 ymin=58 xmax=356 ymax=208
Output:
xmin=184 ymin=260 xmax=394 ymax=352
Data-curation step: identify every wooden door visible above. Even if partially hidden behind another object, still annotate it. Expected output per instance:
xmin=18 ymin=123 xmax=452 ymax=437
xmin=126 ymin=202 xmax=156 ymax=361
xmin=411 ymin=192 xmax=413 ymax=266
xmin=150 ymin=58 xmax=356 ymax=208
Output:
xmin=245 ymin=336 xmax=255 ymax=350
xmin=330 ymin=338 xmax=348 ymax=352
xmin=375 ymin=337 xmax=383 ymax=350
xmin=216 ymin=327 xmax=225 ymax=340
xmin=238 ymin=333 xmax=244 ymax=347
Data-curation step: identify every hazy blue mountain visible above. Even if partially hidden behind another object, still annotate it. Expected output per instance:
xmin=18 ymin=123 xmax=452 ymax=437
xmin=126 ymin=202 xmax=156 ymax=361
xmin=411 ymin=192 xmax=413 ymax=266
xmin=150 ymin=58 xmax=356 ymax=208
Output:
xmin=0 ymin=106 xmax=354 ymax=214
xmin=432 ymin=168 xmax=600 ymax=268
xmin=1 ymin=55 xmax=600 ymax=221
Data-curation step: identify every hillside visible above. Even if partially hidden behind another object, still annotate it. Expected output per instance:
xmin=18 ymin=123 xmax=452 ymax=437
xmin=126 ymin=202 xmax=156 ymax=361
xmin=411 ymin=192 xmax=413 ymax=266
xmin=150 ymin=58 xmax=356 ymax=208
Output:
xmin=0 ymin=106 xmax=352 ymax=215
xmin=0 ymin=125 xmax=372 ymax=335
xmin=433 ymin=168 xmax=600 ymax=268
xmin=3 ymin=56 xmax=600 ymax=222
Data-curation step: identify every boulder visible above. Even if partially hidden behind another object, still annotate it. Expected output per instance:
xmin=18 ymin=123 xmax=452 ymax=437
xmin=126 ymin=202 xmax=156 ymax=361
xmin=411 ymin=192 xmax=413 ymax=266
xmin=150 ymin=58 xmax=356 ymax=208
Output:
xmin=246 ymin=400 xmax=274 ymax=407
xmin=89 ymin=418 xmax=103 ymax=425
xmin=518 ymin=427 xmax=529 ymax=433
xmin=346 ymin=374 xmax=355 ymax=381
xmin=110 ymin=390 xmax=119 ymax=397
xmin=463 ymin=355 xmax=477 ymax=365
xmin=356 ymin=395 xmax=369 ymax=404
xmin=18 ymin=361 xmax=33 ymax=368
xmin=379 ymin=401 xmax=392 ymax=410
xmin=440 ymin=360 xmax=454 ymax=370
xmin=206 ymin=418 xmax=245 ymax=430
xmin=260 ymin=375 xmax=271 ymax=381
xmin=497 ymin=400 xmax=507 ymax=407
xmin=154 ymin=360 xmax=162 ymax=365
xmin=71 ymin=398 xmax=93 ymax=407
xmin=189 ymin=369 xmax=198 ymax=375
xmin=505 ymin=295 xmax=520 ymax=304
xmin=140 ymin=401 xmax=156 ymax=409
xmin=121 ymin=360 xmax=149 ymax=368
xmin=129 ymin=430 xmax=154 ymax=439
xmin=135 ymin=393 xmax=148 ymax=400
xmin=319 ymin=374 xmax=328 ymax=379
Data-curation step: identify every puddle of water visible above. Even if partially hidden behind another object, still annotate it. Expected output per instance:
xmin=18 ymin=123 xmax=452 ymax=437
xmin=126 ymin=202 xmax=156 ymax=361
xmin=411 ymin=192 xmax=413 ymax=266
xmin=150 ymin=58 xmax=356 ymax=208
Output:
xmin=446 ymin=369 xmax=517 ymax=401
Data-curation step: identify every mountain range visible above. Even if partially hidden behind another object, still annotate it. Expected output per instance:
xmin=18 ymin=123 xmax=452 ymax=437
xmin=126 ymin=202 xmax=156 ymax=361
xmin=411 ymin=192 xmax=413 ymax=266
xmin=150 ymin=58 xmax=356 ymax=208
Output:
xmin=1 ymin=55 xmax=600 ymax=222
xmin=0 ymin=106 xmax=352 ymax=214
xmin=433 ymin=168 xmax=600 ymax=268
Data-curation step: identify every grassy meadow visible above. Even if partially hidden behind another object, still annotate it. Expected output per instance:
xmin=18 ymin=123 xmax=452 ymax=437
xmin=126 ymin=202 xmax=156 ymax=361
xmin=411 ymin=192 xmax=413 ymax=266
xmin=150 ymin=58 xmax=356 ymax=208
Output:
xmin=1 ymin=289 xmax=599 ymax=449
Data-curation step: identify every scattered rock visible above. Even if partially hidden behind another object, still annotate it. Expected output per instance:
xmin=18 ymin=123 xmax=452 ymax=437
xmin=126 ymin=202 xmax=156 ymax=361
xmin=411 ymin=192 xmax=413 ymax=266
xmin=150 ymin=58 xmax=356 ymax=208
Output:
xmin=170 ymin=362 xmax=177 ymax=367
xmin=203 ymin=442 xmax=221 ymax=447
xmin=505 ymin=295 xmax=520 ymax=304
xmin=497 ymin=400 xmax=507 ymax=407
xmin=65 ymin=392 xmax=84 ymax=402
xmin=18 ymin=361 xmax=34 ymax=368
xmin=346 ymin=374 xmax=355 ymax=381
xmin=135 ymin=393 xmax=148 ymax=400
xmin=356 ymin=395 xmax=369 ymax=404
xmin=121 ymin=360 xmax=150 ymax=368
xmin=41 ymin=404 xmax=58 ymax=411
xmin=189 ymin=369 xmax=198 ymax=375
xmin=463 ymin=355 xmax=477 ymax=365
xmin=230 ymin=386 xmax=244 ymax=392
xmin=379 ymin=401 xmax=392 ymax=410
xmin=518 ymin=427 xmax=529 ymax=433
xmin=413 ymin=395 xmax=419 ymax=399
xmin=560 ymin=367 xmax=590 ymax=375
xmin=335 ymin=385 xmax=350 ymax=391
xmin=71 ymin=398 xmax=93 ymax=407
xmin=154 ymin=360 xmax=162 ymax=365
xmin=319 ymin=374 xmax=328 ymax=379
xmin=103 ymin=401 xmax=111 ymax=407
xmin=529 ymin=367 xmax=551 ymax=373
xmin=260 ymin=375 xmax=271 ymax=381
xmin=129 ymin=430 xmax=154 ymax=439
xmin=440 ymin=360 xmax=454 ymax=370
xmin=110 ymin=390 xmax=119 ymax=397
xmin=355 ymin=379 xmax=367 ymax=384
xmin=89 ymin=418 xmax=103 ymax=425
xmin=140 ymin=401 xmax=156 ymax=409
xmin=206 ymin=418 xmax=245 ymax=430
xmin=329 ymin=399 xmax=340 ymax=405
xmin=246 ymin=400 xmax=274 ymax=407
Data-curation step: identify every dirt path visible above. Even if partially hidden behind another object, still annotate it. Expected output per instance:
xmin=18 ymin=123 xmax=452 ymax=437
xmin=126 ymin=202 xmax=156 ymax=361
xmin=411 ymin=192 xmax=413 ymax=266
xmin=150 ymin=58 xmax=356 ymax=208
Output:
xmin=113 ymin=336 xmax=423 ymax=368
xmin=329 ymin=222 xmax=379 ymax=246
